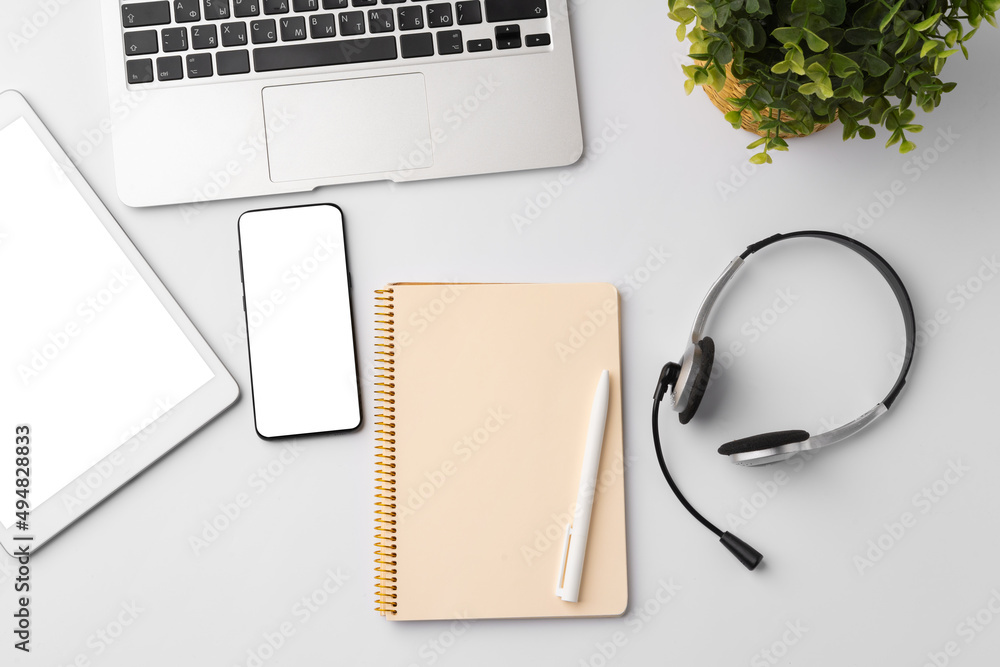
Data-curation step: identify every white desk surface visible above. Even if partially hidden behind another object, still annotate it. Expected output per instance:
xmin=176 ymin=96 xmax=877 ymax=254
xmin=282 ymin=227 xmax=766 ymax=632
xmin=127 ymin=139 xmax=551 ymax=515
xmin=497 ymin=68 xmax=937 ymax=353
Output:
xmin=5 ymin=1 xmax=1000 ymax=665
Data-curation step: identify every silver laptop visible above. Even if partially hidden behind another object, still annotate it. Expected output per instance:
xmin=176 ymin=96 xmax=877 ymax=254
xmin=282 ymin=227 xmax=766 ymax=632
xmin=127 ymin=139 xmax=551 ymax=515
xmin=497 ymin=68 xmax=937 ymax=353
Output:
xmin=100 ymin=0 xmax=583 ymax=207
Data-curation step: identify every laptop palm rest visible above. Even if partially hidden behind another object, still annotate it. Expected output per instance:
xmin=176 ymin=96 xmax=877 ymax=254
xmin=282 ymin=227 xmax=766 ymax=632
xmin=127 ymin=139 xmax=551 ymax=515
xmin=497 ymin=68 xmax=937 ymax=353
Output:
xmin=262 ymin=73 xmax=432 ymax=183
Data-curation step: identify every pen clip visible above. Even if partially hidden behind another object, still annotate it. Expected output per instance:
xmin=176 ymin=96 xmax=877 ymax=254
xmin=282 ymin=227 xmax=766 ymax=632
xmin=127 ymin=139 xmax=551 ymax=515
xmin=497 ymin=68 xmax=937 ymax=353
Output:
xmin=555 ymin=522 xmax=572 ymax=596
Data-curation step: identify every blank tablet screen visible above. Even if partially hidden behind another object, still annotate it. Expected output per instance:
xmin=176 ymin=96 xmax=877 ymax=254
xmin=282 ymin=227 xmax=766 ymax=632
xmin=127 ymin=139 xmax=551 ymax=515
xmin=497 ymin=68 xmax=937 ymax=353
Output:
xmin=0 ymin=117 xmax=215 ymax=528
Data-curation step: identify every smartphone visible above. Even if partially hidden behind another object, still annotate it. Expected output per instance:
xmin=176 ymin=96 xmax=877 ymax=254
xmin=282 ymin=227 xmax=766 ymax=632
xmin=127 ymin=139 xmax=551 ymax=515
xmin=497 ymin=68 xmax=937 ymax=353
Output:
xmin=238 ymin=204 xmax=361 ymax=438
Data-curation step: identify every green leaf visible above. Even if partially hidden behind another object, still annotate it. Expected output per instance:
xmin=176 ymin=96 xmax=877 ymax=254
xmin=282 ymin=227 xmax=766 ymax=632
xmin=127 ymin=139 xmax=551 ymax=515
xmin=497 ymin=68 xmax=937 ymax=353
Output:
xmin=746 ymin=0 xmax=760 ymax=13
xmin=736 ymin=18 xmax=754 ymax=47
xmin=845 ymin=27 xmax=881 ymax=45
xmin=900 ymin=140 xmax=917 ymax=153
xmin=749 ymin=153 xmax=769 ymax=165
xmin=830 ymin=53 xmax=858 ymax=77
xmin=859 ymin=126 xmax=877 ymax=140
xmin=676 ymin=23 xmax=687 ymax=41
xmin=695 ymin=4 xmax=716 ymax=20
xmin=823 ymin=0 xmax=847 ymax=25
xmin=803 ymin=29 xmax=829 ymax=51
xmin=792 ymin=0 xmax=824 ymax=14
xmin=897 ymin=28 xmax=919 ymax=55
xmin=798 ymin=81 xmax=821 ymax=96
xmin=921 ymin=40 xmax=939 ymax=57
xmin=746 ymin=83 xmax=774 ymax=105
xmin=747 ymin=137 xmax=767 ymax=149
xmin=913 ymin=13 xmax=942 ymax=32
xmin=879 ymin=0 xmax=905 ymax=32
xmin=806 ymin=62 xmax=828 ymax=82
xmin=724 ymin=110 xmax=743 ymax=127
xmin=772 ymin=27 xmax=804 ymax=44
xmin=710 ymin=39 xmax=734 ymax=64
xmin=863 ymin=54 xmax=890 ymax=77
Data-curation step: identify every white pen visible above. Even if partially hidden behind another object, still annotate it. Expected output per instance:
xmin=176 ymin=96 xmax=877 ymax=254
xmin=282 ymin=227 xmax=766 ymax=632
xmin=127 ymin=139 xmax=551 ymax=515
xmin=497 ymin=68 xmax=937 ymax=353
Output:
xmin=557 ymin=369 xmax=611 ymax=603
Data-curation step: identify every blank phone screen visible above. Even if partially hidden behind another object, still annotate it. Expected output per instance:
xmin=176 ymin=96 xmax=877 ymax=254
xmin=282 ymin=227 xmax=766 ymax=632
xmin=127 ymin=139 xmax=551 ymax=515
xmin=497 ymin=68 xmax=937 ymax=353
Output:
xmin=239 ymin=205 xmax=360 ymax=438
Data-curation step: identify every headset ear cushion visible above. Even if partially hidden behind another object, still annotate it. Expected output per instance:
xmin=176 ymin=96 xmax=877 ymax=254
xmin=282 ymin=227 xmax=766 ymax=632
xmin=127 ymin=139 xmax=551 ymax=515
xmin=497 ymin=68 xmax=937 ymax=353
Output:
xmin=718 ymin=430 xmax=811 ymax=456
xmin=678 ymin=337 xmax=714 ymax=425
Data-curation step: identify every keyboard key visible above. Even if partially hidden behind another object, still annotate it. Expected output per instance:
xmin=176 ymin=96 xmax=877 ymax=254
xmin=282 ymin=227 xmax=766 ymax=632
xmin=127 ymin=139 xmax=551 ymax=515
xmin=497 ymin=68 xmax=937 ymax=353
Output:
xmin=156 ymin=55 xmax=184 ymax=80
xmin=252 ymin=35 xmax=396 ymax=71
xmin=525 ymin=32 xmax=549 ymax=46
xmin=310 ymin=13 xmax=336 ymax=38
xmin=456 ymin=1 xmax=482 ymax=24
xmin=126 ymin=58 xmax=154 ymax=82
xmin=383 ymin=0 xmax=405 ymax=4
xmin=352 ymin=0 xmax=376 ymax=5
xmin=204 ymin=0 xmax=231 ymax=19
xmin=495 ymin=23 xmax=520 ymax=48
xmin=122 ymin=2 xmax=171 ymax=28
xmin=186 ymin=52 xmax=214 ymax=76
xmin=397 ymin=6 xmax=423 ymax=31
xmin=222 ymin=21 xmax=248 ymax=45
xmin=218 ymin=49 xmax=251 ymax=73
xmin=192 ymin=24 xmax=219 ymax=48
xmin=293 ymin=0 xmax=319 ymax=10
xmin=322 ymin=0 xmax=346 ymax=7
xmin=485 ymin=0 xmax=546 ymax=22
xmin=400 ymin=32 xmax=433 ymax=58
xmin=367 ymin=8 xmax=394 ymax=32
xmin=339 ymin=11 xmax=365 ymax=34
xmin=251 ymin=19 xmax=277 ymax=42
xmin=280 ymin=16 xmax=307 ymax=39
xmin=174 ymin=0 xmax=202 ymax=22
xmin=162 ymin=27 xmax=188 ymax=51
xmin=426 ymin=3 xmax=452 ymax=27
xmin=264 ymin=0 xmax=289 ymax=14
xmin=234 ymin=0 xmax=260 ymax=17
xmin=467 ymin=38 xmax=491 ymax=51
xmin=436 ymin=30 xmax=463 ymax=54
xmin=124 ymin=30 xmax=158 ymax=56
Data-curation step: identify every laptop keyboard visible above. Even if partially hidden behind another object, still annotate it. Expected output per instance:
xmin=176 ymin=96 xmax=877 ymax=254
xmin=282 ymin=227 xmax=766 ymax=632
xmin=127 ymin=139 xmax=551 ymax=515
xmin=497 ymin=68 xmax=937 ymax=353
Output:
xmin=120 ymin=0 xmax=553 ymax=85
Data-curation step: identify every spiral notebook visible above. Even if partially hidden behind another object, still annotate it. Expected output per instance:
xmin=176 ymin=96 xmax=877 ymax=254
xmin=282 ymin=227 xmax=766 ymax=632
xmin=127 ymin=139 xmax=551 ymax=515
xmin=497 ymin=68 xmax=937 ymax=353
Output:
xmin=374 ymin=283 xmax=627 ymax=621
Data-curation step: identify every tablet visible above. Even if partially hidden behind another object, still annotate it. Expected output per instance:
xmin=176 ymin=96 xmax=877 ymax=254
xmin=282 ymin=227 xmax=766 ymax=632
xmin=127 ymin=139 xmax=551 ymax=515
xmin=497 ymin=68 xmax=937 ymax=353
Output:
xmin=0 ymin=91 xmax=239 ymax=555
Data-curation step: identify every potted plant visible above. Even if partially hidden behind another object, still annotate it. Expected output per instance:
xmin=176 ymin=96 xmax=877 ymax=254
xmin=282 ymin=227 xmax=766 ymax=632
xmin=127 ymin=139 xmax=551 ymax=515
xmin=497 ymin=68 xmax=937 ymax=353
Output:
xmin=669 ymin=0 xmax=999 ymax=163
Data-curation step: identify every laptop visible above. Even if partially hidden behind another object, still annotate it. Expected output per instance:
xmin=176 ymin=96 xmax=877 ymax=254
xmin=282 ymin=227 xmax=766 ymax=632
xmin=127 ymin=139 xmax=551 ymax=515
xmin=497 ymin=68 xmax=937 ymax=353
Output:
xmin=100 ymin=0 xmax=583 ymax=207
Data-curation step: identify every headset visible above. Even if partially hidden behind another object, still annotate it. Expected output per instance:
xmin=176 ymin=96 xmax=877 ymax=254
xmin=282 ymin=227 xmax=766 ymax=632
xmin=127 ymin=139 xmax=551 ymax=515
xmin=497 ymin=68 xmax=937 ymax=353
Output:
xmin=652 ymin=231 xmax=916 ymax=570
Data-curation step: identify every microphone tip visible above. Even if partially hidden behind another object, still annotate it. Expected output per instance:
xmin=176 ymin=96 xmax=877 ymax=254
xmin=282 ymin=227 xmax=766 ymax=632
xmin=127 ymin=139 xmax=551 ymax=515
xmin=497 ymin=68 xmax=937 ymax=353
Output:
xmin=720 ymin=531 xmax=763 ymax=571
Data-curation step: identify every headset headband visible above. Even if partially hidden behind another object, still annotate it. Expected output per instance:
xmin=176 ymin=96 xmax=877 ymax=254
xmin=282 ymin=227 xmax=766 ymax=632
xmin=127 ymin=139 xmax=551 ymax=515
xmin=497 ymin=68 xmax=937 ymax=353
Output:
xmin=689 ymin=230 xmax=916 ymax=449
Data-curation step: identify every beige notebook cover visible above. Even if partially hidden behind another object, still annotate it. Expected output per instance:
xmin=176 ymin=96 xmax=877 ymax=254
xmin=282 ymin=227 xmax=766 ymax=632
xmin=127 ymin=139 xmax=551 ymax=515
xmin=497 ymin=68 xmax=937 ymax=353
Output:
xmin=374 ymin=283 xmax=627 ymax=621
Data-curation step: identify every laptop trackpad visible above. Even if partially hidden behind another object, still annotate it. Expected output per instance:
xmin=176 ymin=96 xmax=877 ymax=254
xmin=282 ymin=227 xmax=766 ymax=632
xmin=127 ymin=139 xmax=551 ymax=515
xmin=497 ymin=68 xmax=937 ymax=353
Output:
xmin=262 ymin=74 xmax=432 ymax=183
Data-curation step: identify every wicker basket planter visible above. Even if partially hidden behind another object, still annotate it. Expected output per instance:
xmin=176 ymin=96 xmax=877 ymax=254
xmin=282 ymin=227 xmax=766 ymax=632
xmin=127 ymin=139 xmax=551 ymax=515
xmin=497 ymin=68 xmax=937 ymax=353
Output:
xmin=702 ymin=65 xmax=831 ymax=139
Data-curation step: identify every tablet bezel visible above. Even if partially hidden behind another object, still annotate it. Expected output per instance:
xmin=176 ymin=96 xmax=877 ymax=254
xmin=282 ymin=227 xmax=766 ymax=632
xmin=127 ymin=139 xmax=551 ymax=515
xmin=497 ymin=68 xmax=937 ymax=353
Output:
xmin=0 ymin=90 xmax=239 ymax=556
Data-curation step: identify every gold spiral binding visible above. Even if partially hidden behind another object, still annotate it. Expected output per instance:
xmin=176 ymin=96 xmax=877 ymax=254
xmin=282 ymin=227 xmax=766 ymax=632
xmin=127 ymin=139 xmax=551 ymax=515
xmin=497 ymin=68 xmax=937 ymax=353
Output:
xmin=374 ymin=288 xmax=398 ymax=615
